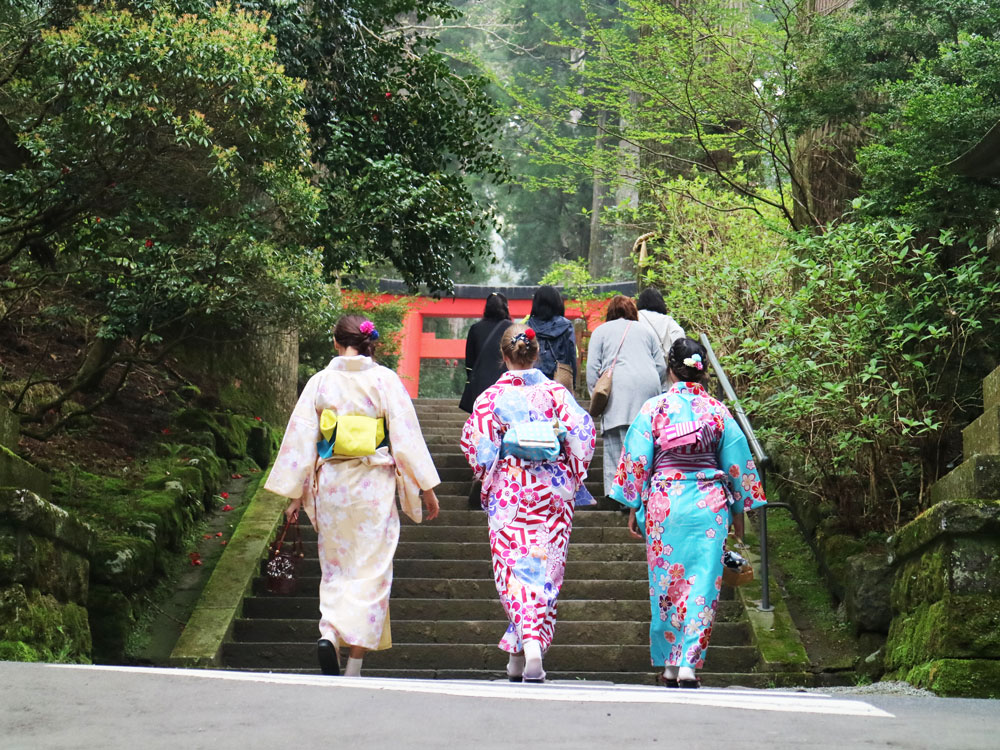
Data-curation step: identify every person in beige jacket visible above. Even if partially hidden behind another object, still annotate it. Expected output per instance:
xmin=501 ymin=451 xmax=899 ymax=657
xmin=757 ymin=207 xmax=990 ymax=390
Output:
xmin=637 ymin=287 xmax=685 ymax=388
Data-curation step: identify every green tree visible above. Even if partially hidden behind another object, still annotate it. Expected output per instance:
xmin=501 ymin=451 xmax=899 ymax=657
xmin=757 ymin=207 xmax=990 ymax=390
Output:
xmin=786 ymin=0 xmax=1000 ymax=239
xmin=243 ymin=0 xmax=507 ymax=293
xmin=0 ymin=2 xmax=322 ymax=435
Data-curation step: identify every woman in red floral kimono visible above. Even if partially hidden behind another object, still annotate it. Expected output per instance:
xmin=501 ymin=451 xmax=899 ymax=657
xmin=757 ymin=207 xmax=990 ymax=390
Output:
xmin=461 ymin=324 xmax=596 ymax=683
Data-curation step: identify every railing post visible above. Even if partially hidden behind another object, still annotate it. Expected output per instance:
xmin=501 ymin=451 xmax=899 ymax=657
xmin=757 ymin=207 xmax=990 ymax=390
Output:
xmin=758 ymin=467 xmax=773 ymax=612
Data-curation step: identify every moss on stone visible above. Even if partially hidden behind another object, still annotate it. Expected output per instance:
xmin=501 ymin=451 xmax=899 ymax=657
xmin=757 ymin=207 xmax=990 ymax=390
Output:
xmin=905 ymin=658 xmax=1000 ymax=698
xmin=0 ymin=639 xmax=40 ymax=661
xmin=0 ymin=584 xmax=91 ymax=662
xmin=891 ymin=544 xmax=948 ymax=614
xmin=91 ymin=534 xmax=156 ymax=591
xmin=889 ymin=499 xmax=1000 ymax=562
xmin=886 ymin=595 xmax=1000 ymax=670
xmin=88 ymin=584 xmax=135 ymax=663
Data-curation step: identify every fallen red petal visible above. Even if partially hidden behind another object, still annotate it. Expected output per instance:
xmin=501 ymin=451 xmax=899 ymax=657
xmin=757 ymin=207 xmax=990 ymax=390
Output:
xmin=216 ymin=532 xmax=223 ymax=537
xmin=220 ymin=492 xmax=229 ymax=499
xmin=192 ymin=559 xmax=203 ymax=566
xmin=221 ymin=504 xmax=233 ymax=512
xmin=220 ymin=541 xmax=227 ymax=546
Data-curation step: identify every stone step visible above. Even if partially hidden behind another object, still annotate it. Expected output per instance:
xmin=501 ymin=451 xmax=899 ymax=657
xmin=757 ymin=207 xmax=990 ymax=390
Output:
xmin=286 ymin=541 xmax=645 ymax=563
xmin=241 ymin=597 xmax=745 ymax=623
xmin=431 ymin=466 xmax=606 ymax=483
xmin=395 ymin=509 xmax=626 ymax=527
xmin=243 ymin=596 xmax=745 ymax=627
xmin=963 ymin=405 xmax=1000 ymax=457
xmin=228 ymin=667 xmax=805 ymax=688
xmin=232 ymin=618 xmax=750 ymax=646
xmin=223 ymin=641 xmax=758 ymax=672
xmin=928 ymin=455 xmax=1000 ymax=504
xmin=295 ymin=522 xmax=631 ymax=543
xmin=252 ymin=577 xmax=650 ymax=600
xmin=398 ymin=525 xmax=633 ymax=543
xmin=275 ymin=559 xmax=647 ymax=581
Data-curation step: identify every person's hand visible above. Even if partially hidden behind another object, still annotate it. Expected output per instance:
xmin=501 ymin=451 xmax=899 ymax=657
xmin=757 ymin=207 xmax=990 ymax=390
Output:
xmin=285 ymin=497 xmax=302 ymax=523
xmin=628 ymin=508 xmax=643 ymax=540
xmin=423 ymin=488 xmax=440 ymax=522
xmin=732 ymin=510 xmax=745 ymax=541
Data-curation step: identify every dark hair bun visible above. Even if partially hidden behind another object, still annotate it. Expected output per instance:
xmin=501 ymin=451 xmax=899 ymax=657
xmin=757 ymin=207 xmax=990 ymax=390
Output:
xmin=668 ymin=337 xmax=708 ymax=383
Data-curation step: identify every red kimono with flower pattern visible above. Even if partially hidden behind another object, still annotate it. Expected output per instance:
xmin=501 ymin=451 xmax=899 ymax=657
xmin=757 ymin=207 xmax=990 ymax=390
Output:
xmin=460 ymin=368 xmax=596 ymax=654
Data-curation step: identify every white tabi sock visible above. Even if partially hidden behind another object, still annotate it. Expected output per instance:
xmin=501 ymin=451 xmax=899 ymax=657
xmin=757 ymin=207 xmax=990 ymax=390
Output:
xmin=663 ymin=666 xmax=679 ymax=680
xmin=523 ymin=640 xmax=543 ymax=680
xmin=344 ymin=657 xmax=364 ymax=677
xmin=507 ymin=653 xmax=525 ymax=679
xmin=678 ymin=666 xmax=696 ymax=682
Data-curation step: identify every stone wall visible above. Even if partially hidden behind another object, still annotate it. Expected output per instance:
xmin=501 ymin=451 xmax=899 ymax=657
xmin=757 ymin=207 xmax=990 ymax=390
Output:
xmin=0 ymin=488 xmax=96 ymax=662
xmin=885 ymin=366 xmax=1000 ymax=697
xmin=177 ymin=327 xmax=299 ymax=427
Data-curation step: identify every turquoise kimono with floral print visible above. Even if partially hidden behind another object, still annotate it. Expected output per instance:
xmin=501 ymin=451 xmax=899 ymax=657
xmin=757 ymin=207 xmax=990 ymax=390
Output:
xmin=610 ymin=381 xmax=766 ymax=670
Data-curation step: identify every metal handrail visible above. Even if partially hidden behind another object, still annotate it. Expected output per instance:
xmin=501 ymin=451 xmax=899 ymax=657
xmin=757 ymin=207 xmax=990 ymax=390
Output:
xmin=699 ymin=334 xmax=774 ymax=612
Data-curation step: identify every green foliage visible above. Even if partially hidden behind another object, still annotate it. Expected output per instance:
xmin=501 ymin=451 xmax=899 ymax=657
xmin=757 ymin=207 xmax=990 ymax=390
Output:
xmin=635 ymin=176 xmax=790 ymax=337
xmin=787 ymin=0 xmax=1000 ymax=236
xmin=297 ymin=289 xmax=412 ymax=384
xmin=245 ymin=0 xmax=507 ymax=293
xmin=740 ymin=222 xmax=1000 ymax=530
xmin=2 ymin=3 xmax=323 ymax=339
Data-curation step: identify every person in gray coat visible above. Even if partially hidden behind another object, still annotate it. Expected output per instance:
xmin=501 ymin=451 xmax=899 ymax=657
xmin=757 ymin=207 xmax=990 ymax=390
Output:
xmin=586 ymin=295 xmax=666 ymax=497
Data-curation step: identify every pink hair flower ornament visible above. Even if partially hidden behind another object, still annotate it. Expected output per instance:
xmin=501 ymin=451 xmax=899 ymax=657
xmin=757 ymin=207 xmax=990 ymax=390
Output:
xmin=359 ymin=320 xmax=379 ymax=340
xmin=683 ymin=353 xmax=704 ymax=371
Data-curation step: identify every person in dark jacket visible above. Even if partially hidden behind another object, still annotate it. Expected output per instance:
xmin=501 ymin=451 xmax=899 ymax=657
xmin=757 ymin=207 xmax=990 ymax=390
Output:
xmin=460 ymin=292 xmax=512 ymax=413
xmin=526 ymin=285 xmax=577 ymax=388
xmin=460 ymin=292 xmax=513 ymax=508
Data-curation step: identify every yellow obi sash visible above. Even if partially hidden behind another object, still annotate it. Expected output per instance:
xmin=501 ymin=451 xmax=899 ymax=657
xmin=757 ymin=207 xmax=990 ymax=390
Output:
xmin=318 ymin=410 xmax=387 ymax=458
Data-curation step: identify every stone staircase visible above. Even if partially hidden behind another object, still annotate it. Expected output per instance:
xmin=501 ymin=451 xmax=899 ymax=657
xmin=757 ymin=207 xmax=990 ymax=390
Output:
xmin=223 ymin=398 xmax=762 ymax=684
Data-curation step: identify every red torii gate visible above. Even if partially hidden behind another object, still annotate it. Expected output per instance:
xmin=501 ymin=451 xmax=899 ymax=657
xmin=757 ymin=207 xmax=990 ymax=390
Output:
xmin=344 ymin=281 xmax=637 ymax=397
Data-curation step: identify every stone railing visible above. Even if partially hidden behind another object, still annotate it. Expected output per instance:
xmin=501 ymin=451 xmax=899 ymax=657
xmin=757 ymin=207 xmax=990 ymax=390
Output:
xmin=885 ymin=366 xmax=1000 ymax=697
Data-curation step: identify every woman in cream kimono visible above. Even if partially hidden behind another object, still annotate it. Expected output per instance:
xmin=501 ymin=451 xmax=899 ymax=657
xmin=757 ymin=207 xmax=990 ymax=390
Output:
xmin=265 ymin=315 xmax=440 ymax=677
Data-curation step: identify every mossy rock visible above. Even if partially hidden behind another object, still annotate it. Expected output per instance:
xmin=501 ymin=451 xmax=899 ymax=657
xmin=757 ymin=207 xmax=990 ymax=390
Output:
xmin=845 ymin=550 xmax=893 ymax=634
xmin=815 ymin=531 xmax=865 ymax=602
xmin=891 ymin=544 xmax=948 ymax=614
xmin=87 ymin=585 xmax=135 ymax=663
xmin=0 ymin=527 xmax=89 ymax=604
xmin=91 ymin=535 xmax=156 ymax=591
xmin=905 ymin=658 xmax=1000 ymax=698
xmin=889 ymin=499 xmax=1000 ymax=563
xmin=886 ymin=595 xmax=1000 ymax=670
xmin=0 ymin=488 xmax=95 ymax=557
xmin=0 ymin=445 xmax=51 ymax=500
xmin=174 ymin=410 xmax=255 ymax=461
xmin=0 ymin=584 xmax=91 ymax=662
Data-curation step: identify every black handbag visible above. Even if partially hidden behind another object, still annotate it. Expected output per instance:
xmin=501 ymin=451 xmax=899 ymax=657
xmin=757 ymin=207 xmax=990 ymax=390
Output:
xmin=265 ymin=515 xmax=304 ymax=595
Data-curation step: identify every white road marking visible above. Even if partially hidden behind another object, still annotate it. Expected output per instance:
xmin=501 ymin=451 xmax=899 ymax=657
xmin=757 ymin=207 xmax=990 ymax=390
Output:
xmin=48 ymin=664 xmax=894 ymax=718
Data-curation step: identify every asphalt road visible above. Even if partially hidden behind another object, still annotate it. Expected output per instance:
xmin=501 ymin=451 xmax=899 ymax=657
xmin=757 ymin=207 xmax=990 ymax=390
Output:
xmin=1 ymin=662 xmax=997 ymax=749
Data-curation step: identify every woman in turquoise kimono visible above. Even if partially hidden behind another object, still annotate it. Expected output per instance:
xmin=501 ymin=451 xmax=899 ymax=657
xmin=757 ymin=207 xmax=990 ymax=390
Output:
xmin=610 ymin=337 xmax=766 ymax=688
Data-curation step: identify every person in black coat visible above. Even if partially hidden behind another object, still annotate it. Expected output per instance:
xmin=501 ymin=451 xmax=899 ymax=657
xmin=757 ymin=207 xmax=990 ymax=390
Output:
xmin=460 ymin=292 xmax=512 ymax=508
xmin=460 ymin=292 xmax=513 ymax=413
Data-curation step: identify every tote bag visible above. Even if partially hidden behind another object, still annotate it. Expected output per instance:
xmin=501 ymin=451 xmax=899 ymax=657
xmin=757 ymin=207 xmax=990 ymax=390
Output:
xmin=589 ymin=322 xmax=632 ymax=418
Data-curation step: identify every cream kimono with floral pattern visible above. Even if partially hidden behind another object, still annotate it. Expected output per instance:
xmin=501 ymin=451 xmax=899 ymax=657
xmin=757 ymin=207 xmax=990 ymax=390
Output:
xmin=265 ymin=355 xmax=440 ymax=650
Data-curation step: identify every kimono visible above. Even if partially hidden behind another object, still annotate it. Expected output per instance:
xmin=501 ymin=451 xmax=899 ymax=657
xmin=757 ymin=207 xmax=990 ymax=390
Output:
xmin=460 ymin=369 xmax=596 ymax=654
xmin=265 ymin=355 xmax=440 ymax=650
xmin=610 ymin=381 xmax=767 ymax=670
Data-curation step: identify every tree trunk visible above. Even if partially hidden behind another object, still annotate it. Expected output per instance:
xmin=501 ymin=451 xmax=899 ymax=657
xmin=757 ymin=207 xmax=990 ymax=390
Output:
xmin=588 ymin=109 xmax=610 ymax=278
xmin=71 ymin=336 xmax=120 ymax=394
